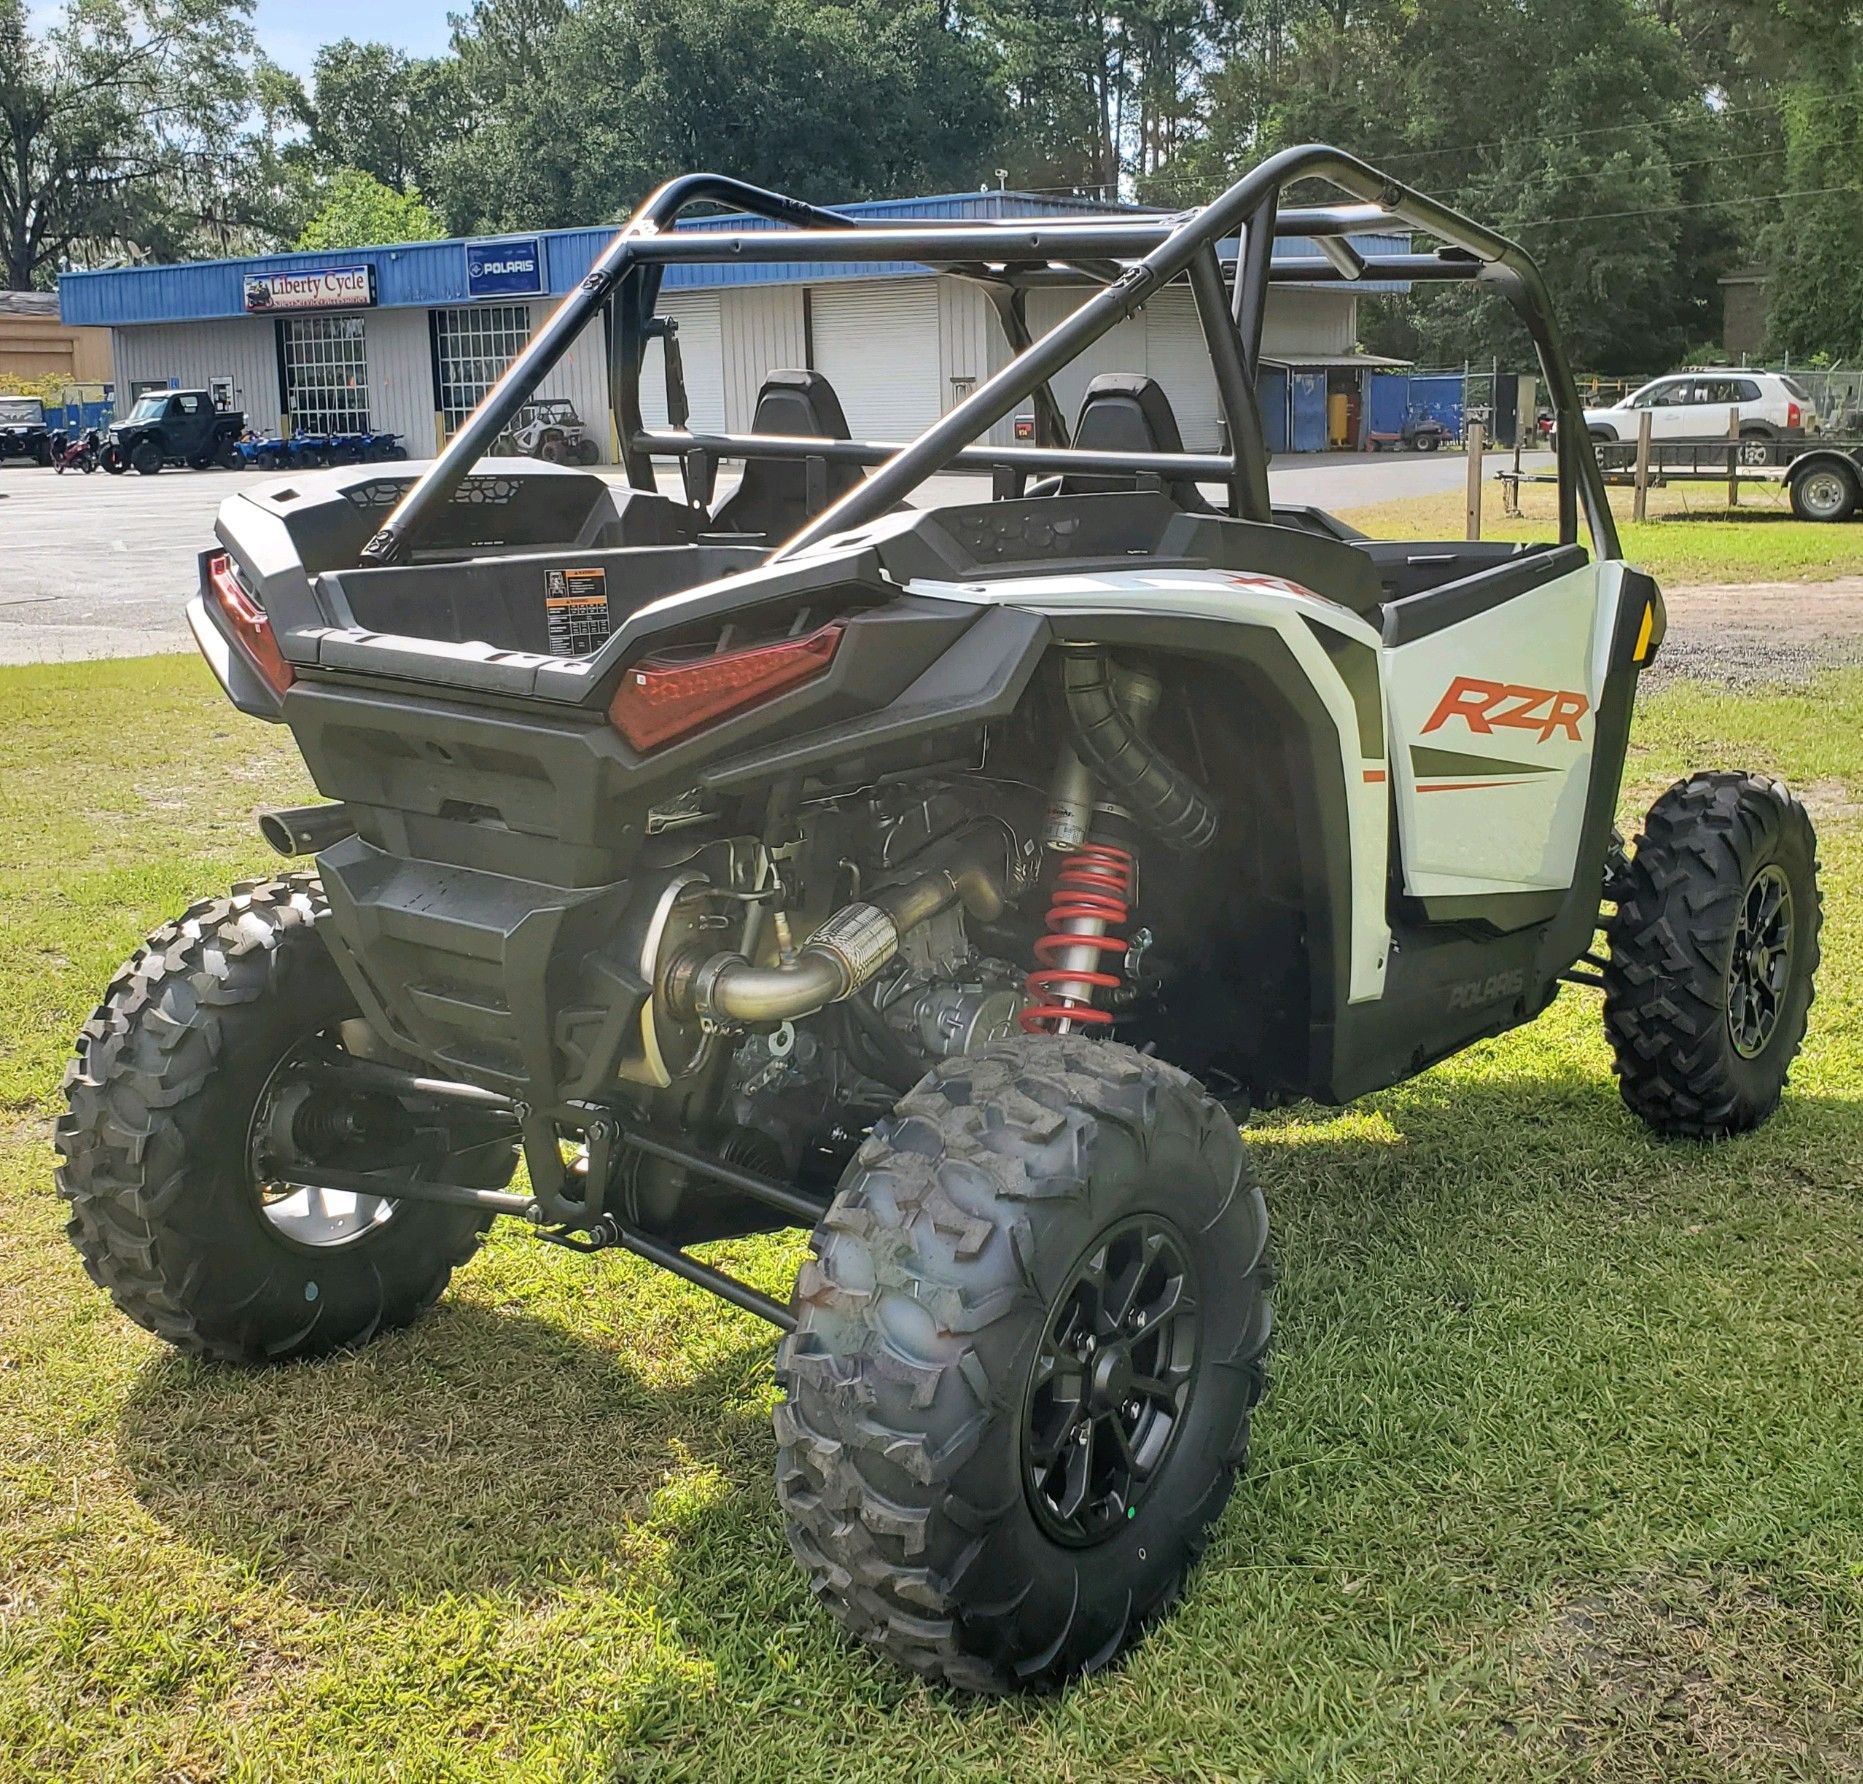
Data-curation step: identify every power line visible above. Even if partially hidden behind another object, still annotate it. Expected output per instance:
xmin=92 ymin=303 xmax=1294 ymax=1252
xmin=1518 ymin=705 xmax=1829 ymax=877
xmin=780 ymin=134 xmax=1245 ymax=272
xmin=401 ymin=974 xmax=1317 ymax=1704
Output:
xmin=1360 ymin=94 xmax=1789 ymax=169
xmin=1516 ymin=182 xmax=1861 ymax=227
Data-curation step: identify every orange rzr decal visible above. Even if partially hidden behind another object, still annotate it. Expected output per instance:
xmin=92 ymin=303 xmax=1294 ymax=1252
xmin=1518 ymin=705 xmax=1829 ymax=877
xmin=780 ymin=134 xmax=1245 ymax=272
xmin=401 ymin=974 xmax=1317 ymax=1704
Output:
xmin=1422 ymin=675 xmax=1590 ymax=743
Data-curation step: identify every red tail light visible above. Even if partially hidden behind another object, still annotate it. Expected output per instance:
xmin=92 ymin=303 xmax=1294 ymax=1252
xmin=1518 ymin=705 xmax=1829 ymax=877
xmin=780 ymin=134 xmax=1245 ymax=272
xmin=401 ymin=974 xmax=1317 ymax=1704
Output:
xmin=207 ymin=553 xmax=294 ymax=697
xmin=1788 ymin=401 xmax=1801 ymax=428
xmin=608 ymin=623 xmax=843 ymax=752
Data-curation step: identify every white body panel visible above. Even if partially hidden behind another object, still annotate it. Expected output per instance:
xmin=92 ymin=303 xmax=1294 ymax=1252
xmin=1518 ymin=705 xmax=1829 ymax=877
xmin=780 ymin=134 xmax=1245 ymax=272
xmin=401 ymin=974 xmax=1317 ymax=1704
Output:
xmin=1384 ymin=562 xmax=1627 ymax=898
xmin=908 ymin=568 xmax=1394 ymax=1003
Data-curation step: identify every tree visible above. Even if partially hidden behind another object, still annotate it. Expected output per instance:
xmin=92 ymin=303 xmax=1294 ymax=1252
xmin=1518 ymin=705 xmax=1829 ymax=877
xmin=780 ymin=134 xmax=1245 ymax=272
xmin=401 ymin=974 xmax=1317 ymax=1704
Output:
xmin=422 ymin=0 xmax=1005 ymax=234
xmin=0 ymin=0 xmax=267 ymax=288
xmin=303 ymin=39 xmax=463 ymax=197
xmin=1764 ymin=69 xmax=1863 ymax=357
xmin=296 ymin=167 xmax=445 ymax=249
xmin=1155 ymin=0 xmax=1737 ymax=372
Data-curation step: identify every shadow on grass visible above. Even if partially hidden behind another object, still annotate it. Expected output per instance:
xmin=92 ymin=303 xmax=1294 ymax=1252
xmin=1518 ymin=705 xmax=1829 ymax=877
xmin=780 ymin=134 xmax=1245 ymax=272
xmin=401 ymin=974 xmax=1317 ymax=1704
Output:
xmin=111 ymin=1075 xmax=1863 ymax=1637
xmin=1636 ymin=508 xmax=1801 ymax=526
xmin=117 ymin=1298 xmax=784 ymax=1606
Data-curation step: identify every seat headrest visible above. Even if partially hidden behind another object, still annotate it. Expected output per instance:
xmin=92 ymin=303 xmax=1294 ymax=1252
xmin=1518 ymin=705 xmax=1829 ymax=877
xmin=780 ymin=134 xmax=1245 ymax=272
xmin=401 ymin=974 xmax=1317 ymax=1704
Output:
xmin=1073 ymin=374 xmax=1190 ymax=457
xmin=749 ymin=369 xmax=852 ymax=441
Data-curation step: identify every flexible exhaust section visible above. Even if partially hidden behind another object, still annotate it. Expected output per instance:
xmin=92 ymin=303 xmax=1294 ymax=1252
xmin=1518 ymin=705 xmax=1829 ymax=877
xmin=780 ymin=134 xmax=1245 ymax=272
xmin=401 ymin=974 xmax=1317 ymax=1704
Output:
xmin=1061 ymin=652 xmax=1219 ymax=851
xmin=668 ymin=824 xmax=1015 ymax=1027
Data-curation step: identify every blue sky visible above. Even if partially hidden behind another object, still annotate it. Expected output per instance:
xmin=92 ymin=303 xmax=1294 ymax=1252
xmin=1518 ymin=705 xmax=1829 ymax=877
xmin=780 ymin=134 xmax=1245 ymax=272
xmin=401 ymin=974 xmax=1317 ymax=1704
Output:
xmin=253 ymin=0 xmax=457 ymax=76
xmin=26 ymin=1 xmax=459 ymax=77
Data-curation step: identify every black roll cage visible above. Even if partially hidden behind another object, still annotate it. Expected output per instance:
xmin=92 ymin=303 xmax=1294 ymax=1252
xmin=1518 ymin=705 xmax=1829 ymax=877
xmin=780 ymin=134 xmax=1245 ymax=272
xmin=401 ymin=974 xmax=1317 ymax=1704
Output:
xmin=357 ymin=144 xmax=1620 ymax=569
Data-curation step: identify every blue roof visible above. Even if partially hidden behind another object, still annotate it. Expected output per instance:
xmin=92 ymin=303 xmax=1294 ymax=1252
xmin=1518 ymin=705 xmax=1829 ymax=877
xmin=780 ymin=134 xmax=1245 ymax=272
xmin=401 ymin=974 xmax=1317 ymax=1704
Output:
xmin=60 ymin=189 xmax=1409 ymax=327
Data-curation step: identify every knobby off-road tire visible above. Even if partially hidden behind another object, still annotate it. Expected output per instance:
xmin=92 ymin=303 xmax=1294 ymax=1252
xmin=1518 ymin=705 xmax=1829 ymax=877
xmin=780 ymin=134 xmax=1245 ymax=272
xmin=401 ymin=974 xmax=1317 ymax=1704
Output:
xmin=1604 ymin=772 xmax=1821 ymax=1139
xmin=57 ymin=876 xmax=508 ymax=1362
xmin=775 ymin=1035 xmax=1271 ymax=1692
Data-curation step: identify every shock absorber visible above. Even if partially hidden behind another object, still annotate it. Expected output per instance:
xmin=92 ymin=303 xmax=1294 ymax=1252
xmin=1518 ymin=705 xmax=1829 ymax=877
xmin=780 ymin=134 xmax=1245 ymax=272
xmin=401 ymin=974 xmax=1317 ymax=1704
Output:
xmin=1021 ymin=662 xmax=1156 ymax=1034
xmin=1020 ymin=841 xmax=1135 ymax=1033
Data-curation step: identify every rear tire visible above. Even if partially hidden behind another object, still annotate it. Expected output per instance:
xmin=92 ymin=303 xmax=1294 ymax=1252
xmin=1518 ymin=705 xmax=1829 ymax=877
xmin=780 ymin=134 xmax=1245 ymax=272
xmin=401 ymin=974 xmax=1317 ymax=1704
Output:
xmin=1790 ymin=461 xmax=1859 ymax=523
xmin=1604 ymin=773 xmax=1821 ymax=1139
xmin=1737 ymin=427 xmax=1774 ymax=467
xmin=776 ymin=1035 xmax=1270 ymax=1692
xmin=56 ymin=877 xmax=513 ymax=1363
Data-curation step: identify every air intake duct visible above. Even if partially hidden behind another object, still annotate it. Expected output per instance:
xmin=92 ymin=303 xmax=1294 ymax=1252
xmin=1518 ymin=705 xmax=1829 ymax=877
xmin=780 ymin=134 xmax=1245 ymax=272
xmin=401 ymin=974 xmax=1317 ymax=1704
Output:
xmin=1060 ymin=652 xmax=1218 ymax=851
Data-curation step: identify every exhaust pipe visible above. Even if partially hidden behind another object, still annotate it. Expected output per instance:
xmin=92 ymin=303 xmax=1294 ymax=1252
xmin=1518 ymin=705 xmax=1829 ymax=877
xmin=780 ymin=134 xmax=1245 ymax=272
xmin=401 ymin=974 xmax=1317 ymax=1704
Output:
xmin=260 ymin=802 xmax=356 ymax=857
xmin=664 ymin=824 xmax=1016 ymax=1027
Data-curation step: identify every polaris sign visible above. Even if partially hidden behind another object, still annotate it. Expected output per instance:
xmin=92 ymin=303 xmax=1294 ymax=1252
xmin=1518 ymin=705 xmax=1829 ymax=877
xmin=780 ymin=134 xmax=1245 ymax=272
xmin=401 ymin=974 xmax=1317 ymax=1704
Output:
xmin=243 ymin=265 xmax=376 ymax=313
xmin=466 ymin=237 xmax=544 ymax=299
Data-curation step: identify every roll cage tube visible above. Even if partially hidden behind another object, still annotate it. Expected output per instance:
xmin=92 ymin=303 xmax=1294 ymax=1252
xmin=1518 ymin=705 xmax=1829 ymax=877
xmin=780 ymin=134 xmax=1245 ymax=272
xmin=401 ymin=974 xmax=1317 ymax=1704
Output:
xmin=357 ymin=146 xmax=1618 ymax=569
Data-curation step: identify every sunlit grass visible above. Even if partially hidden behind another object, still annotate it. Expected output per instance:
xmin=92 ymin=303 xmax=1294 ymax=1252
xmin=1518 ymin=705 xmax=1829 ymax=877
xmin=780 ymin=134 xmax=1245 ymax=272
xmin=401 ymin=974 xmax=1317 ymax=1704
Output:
xmin=1340 ymin=474 xmax=1863 ymax=585
xmin=2 ymin=657 xmax=1859 ymax=1782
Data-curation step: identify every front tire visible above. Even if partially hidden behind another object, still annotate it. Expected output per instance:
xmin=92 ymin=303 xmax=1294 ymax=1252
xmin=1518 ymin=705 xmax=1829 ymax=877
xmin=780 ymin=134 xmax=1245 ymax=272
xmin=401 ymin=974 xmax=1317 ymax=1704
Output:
xmin=131 ymin=440 xmax=162 ymax=475
xmin=1604 ymin=773 xmax=1821 ymax=1139
xmin=776 ymin=1035 xmax=1271 ymax=1692
xmin=56 ymin=877 xmax=513 ymax=1362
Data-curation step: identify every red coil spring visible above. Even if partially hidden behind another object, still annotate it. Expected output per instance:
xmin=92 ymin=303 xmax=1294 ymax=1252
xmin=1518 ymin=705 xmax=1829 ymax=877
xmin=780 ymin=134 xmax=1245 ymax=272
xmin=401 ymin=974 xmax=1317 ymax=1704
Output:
xmin=1020 ymin=843 xmax=1135 ymax=1033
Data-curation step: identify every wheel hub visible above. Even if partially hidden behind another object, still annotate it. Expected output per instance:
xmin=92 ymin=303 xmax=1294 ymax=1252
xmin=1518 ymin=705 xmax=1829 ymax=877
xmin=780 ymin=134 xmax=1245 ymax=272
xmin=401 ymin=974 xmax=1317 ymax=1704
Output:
xmin=1801 ymin=470 xmax=1847 ymax=517
xmin=248 ymin=1040 xmax=400 ymax=1248
xmin=1728 ymin=863 xmax=1794 ymax=1059
xmin=1021 ymin=1215 xmax=1199 ymax=1545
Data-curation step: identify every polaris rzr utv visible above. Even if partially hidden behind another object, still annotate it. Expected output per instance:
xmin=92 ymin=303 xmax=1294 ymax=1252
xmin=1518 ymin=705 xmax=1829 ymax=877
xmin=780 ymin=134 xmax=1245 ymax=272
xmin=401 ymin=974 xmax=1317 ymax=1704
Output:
xmin=60 ymin=146 xmax=1821 ymax=1694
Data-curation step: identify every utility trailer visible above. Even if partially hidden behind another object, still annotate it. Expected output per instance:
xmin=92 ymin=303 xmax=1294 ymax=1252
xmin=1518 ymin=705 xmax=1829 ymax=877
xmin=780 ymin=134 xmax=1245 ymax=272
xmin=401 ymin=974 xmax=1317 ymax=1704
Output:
xmin=1593 ymin=433 xmax=1863 ymax=522
xmin=59 ymin=146 xmax=1821 ymax=1694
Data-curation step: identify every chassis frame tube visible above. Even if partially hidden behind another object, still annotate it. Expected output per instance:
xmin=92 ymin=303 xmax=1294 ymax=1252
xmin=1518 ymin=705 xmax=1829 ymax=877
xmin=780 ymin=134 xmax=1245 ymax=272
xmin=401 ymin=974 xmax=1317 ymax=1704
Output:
xmin=361 ymin=146 xmax=1617 ymax=569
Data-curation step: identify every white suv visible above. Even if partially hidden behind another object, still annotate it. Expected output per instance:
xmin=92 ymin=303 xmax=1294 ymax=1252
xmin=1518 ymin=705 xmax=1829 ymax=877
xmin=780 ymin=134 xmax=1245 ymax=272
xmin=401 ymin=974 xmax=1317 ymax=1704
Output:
xmin=1584 ymin=370 xmax=1815 ymax=463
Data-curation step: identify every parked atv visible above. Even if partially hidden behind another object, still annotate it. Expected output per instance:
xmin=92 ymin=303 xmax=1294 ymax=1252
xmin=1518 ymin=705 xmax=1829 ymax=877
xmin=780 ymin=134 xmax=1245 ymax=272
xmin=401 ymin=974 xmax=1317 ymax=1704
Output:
xmin=101 ymin=388 xmax=245 ymax=474
xmin=505 ymin=395 xmax=602 ymax=464
xmin=60 ymin=152 xmax=1822 ymax=1696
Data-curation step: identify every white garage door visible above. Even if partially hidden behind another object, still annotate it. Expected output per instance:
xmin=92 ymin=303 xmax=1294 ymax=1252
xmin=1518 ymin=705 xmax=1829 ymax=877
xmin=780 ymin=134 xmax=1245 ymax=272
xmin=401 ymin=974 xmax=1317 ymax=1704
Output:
xmin=1029 ymin=288 xmax=1150 ymax=438
xmin=641 ymin=292 xmax=725 ymax=432
xmin=1142 ymin=286 xmax=1225 ymax=451
xmin=811 ymin=280 xmax=943 ymax=442
xmin=1030 ymin=284 xmax=1224 ymax=448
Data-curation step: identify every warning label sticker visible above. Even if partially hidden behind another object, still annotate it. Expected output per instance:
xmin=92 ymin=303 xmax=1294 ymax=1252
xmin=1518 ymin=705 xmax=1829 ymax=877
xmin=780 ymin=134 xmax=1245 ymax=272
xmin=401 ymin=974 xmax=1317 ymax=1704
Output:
xmin=544 ymin=566 xmax=610 ymax=656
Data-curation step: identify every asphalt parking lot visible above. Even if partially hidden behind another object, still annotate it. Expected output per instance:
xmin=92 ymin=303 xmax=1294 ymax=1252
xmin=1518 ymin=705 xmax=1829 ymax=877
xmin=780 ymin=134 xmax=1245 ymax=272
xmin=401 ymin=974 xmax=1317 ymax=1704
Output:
xmin=0 ymin=448 xmax=1491 ymax=663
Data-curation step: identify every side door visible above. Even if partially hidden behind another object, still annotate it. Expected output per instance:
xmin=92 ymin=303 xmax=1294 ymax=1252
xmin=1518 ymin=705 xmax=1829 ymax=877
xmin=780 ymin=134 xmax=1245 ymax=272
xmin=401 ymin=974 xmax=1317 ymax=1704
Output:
xmin=168 ymin=391 xmax=206 ymax=458
xmin=1638 ymin=377 xmax=1696 ymax=440
xmin=1382 ymin=549 xmax=1633 ymax=909
xmin=1693 ymin=375 xmax=1753 ymax=438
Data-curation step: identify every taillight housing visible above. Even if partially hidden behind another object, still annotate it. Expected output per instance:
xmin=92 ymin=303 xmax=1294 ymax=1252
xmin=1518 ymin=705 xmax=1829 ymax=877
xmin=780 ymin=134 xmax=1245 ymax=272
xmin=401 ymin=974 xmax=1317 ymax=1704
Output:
xmin=1787 ymin=401 xmax=1801 ymax=429
xmin=207 ymin=553 xmax=294 ymax=698
xmin=608 ymin=623 xmax=843 ymax=752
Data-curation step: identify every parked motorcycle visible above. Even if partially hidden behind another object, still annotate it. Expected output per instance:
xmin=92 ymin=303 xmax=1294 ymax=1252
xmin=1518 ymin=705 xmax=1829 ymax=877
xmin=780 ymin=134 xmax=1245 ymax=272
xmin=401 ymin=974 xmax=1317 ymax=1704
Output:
xmin=52 ymin=429 xmax=101 ymax=475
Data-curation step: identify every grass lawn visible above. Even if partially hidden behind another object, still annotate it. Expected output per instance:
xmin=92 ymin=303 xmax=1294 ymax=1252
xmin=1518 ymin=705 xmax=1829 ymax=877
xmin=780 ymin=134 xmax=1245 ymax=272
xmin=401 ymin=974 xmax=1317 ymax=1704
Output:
xmin=2 ymin=656 xmax=1861 ymax=1783
xmin=1339 ymin=473 xmax=1863 ymax=586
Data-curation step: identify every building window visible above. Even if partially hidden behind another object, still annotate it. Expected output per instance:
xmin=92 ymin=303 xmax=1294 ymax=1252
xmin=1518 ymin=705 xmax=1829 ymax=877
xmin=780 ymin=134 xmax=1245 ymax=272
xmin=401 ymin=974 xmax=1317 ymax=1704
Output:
xmin=282 ymin=315 xmax=370 ymax=434
xmin=435 ymin=304 xmax=532 ymax=436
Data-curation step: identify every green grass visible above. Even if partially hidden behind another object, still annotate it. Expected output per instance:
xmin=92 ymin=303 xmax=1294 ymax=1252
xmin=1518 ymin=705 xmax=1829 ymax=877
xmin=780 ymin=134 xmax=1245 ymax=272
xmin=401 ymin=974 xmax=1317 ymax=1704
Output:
xmin=1339 ymin=477 xmax=1863 ymax=586
xmin=3 ymin=656 xmax=1862 ymax=1782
